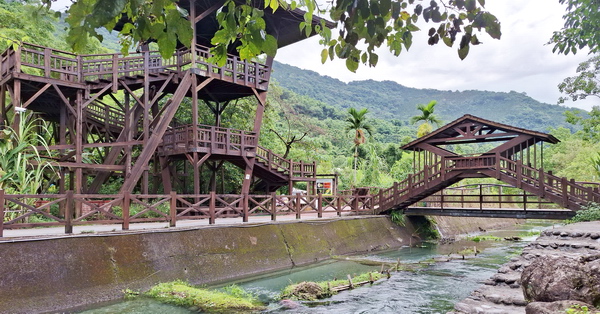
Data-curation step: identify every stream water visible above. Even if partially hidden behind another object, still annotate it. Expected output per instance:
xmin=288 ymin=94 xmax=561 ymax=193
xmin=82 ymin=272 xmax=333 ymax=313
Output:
xmin=77 ymin=221 xmax=554 ymax=314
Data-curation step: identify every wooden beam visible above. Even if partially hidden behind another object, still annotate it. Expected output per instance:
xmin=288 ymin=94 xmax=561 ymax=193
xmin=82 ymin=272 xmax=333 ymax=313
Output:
xmin=81 ymin=84 xmax=112 ymax=108
xmin=31 ymin=161 xmax=127 ymax=171
xmin=120 ymin=72 xmax=193 ymax=193
xmin=194 ymin=0 xmax=226 ymax=23
xmin=22 ymin=83 xmax=51 ymax=108
xmin=53 ymin=84 xmax=77 ymax=117
xmin=195 ymin=77 xmax=214 ymax=93
xmin=150 ymin=73 xmax=174 ymax=106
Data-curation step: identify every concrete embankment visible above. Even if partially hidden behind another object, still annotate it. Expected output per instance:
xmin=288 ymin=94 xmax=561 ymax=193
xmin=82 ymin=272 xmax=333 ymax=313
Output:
xmin=0 ymin=215 xmax=521 ymax=313
xmin=434 ymin=216 xmax=522 ymax=237
xmin=454 ymin=221 xmax=600 ymax=313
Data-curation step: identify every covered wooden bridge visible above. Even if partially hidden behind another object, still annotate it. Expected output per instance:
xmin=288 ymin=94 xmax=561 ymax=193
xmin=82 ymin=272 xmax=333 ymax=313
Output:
xmin=374 ymin=115 xmax=600 ymax=219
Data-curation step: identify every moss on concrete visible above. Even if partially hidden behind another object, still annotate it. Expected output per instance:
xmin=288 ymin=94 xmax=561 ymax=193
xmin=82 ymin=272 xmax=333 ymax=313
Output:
xmin=0 ymin=216 xmax=413 ymax=313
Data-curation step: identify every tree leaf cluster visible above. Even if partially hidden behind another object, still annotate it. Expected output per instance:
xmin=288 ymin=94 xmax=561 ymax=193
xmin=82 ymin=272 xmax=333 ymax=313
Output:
xmin=550 ymin=0 xmax=600 ymax=55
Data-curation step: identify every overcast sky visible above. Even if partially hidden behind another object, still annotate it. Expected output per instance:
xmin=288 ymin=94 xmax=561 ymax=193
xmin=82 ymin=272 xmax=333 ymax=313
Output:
xmin=275 ymin=0 xmax=597 ymax=111
xmin=53 ymin=0 xmax=597 ymax=110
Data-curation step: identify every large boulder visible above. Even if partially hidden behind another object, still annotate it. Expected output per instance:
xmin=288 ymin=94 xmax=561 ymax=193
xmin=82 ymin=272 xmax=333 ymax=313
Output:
xmin=521 ymin=255 xmax=600 ymax=307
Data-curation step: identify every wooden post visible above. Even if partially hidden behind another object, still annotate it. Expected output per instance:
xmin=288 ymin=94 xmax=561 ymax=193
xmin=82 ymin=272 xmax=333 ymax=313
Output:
xmin=270 ymin=192 xmax=277 ymax=221
xmin=170 ymin=191 xmax=177 ymax=227
xmin=378 ymin=189 xmax=384 ymax=211
xmin=516 ymin=160 xmax=523 ymax=189
xmin=539 ymin=167 xmax=545 ymax=198
xmin=44 ymin=47 xmax=51 ymax=77
xmin=295 ymin=193 xmax=301 ymax=219
xmin=523 ymin=190 xmax=527 ymax=211
xmin=394 ymin=181 xmax=400 ymax=205
xmin=317 ymin=193 xmax=323 ymax=218
xmin=0 ymin=189 xmax=5 ymax=237
xmin=437 ymin=156 xmax=443 ymax=181
xmin=561 ymin=177 xmax=569 ymax=208
xmin=209 ymin=191 xmax=216 ymax=224
xmin=495 ymin=152 xmax=501 ymax=179
xmin=242 ymin=193 xmax=249 ymax=222
xmin=336 ymin=195 xmax=342 ymax=217
xmin=65 ymin=190 xmax=73 ymax=234
xmin=122 ymin=191 xmax=130 ymax=230
xmin=408 ymin=174 xmax=413 ymax=199
xmin=352 ymin=190 xmax=358 ymax=214
xmin=440 ymin=191 xmax=444 ymax=211
xmin=111 ymin=54 xmax=118 ymax=93
xmin=499 ymin=186 xmax=503 ymax=209
xmin=479 ymin=184 xmax=483 ymax=211
xmin=424 ymin=165 xmax=429 ymax=189
xmin=347 ymin=274 xmax=354 ymax=289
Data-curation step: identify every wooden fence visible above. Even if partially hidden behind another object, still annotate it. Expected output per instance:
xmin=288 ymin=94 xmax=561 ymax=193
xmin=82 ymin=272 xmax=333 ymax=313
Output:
xmin=0 ymin=190 xmax=375 ymax=236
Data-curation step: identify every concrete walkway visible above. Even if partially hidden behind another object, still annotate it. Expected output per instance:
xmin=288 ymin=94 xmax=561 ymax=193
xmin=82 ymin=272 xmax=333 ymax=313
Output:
xmin=0 ymin=211 xmax=363 ymax=242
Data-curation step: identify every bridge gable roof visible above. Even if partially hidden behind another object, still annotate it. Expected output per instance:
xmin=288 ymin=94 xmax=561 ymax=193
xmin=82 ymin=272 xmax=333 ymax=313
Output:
xmin=400 ymin=114 xmax=560 ymax=152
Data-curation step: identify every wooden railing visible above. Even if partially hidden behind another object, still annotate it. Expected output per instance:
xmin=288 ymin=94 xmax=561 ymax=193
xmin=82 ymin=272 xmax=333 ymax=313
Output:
xmin=160 ymin=124 xmax=315 ymax=180
xmin=255 ymin=146 xmax=316 ymax=179
xmin=374 ymin=153 xmax=600 ymax=213
xmin=0 ymin=190 xmax=375 ymax=236
xmin=419 ymin=183 xmax=558 ymax=210
xmin=85 ymin=101 xmax=127 ymax=130
xmin=188 ymin=44 xmax=271 ymax=89
xmin=0 ymin=42 xmax=271 ymax=90
xmin=497 ymin=156 xmax=600 ymax=208
xmin=160 ymin=124 xmax=257 ymax=155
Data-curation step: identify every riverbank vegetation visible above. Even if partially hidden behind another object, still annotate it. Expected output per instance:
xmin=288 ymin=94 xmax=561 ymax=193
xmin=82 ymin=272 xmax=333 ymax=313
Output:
xmin=281 ymin=272 xmax=383 ymax=301
xmin=567 ymin=203 xmax=600 ymax=223
xmin=142 ymin=281 xmax=265 ymax=312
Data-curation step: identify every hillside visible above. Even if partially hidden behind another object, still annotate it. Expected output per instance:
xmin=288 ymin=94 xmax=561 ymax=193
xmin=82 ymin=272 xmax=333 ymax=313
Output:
xmin=271 ymin=61 xmax=576 ymax=132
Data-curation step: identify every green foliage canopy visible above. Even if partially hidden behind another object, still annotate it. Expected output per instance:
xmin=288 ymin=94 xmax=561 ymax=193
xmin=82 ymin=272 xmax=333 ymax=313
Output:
xmin=550 ymin=0 xmax=600 ymax=55
xmin=558 ymin=55 xmax=600 ymax=104
xmin=43 ymin=0 xmax=501 ymax=70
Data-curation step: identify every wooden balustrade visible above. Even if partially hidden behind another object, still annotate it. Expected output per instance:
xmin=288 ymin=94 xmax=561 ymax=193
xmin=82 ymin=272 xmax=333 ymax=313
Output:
xmin=160 ymin=124 xmax=257 ymax=155
xmin=0 ymin=42 xmax=272 ymax=89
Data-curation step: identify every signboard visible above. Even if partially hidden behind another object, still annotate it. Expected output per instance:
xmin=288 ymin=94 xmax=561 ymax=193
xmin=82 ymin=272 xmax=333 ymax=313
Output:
xmin=316 ymin=178 xmax=334 ymax=196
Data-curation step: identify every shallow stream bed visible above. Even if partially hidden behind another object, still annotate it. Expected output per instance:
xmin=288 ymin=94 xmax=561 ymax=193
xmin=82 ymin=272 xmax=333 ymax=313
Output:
xmin=77 ymin=221 xmax=555 ymax=313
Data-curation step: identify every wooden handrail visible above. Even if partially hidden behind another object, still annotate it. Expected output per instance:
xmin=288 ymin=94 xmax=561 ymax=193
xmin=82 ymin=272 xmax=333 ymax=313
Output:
xmin=0 ymin=42 xmax=272 ymax=89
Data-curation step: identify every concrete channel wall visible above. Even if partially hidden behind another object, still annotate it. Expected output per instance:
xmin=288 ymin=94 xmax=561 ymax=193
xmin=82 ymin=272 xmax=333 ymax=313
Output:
xmin=0 ymin=216 xmax=521 ymax=313
xmin=0 ymin=217 xmax=412 ymax=313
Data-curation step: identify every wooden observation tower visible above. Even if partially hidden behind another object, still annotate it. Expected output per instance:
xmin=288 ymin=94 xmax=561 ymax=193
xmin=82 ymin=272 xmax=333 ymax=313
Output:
xmin=0 ymin=0 xmax=332 ymax=209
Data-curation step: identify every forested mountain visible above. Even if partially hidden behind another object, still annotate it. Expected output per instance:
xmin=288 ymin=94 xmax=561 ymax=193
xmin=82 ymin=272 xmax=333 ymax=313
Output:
xmin=272 ymin=61 xmax=576 ymax=132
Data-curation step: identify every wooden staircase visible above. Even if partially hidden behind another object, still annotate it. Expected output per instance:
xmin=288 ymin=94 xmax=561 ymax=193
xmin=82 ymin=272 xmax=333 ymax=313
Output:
xmin=82 ymin=94 xmax=315 ymax=193
xmin=376 ymin=154 xmax=600 ymax=214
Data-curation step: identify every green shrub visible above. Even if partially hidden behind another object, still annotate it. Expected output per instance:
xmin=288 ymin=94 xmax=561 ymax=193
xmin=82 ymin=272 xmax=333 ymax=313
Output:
xmin=390 ymin=210 xmax=405 ymax=226
xmin=281 ymin=272 xmax=383 ymax=301
xmin=567 ymin=202 xmax=600 ymax=223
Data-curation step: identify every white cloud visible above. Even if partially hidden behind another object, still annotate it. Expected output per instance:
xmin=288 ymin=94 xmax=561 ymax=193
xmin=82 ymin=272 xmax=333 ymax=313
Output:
xmin=277 ymin=0 xmax=597 ymax=110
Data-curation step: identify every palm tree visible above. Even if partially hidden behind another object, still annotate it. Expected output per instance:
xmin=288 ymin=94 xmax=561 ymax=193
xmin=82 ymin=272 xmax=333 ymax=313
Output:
xmin=345 ymin=108 xmax=373 ymax=185
xmin=410 ymin=100 xmax=442 ymax=137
